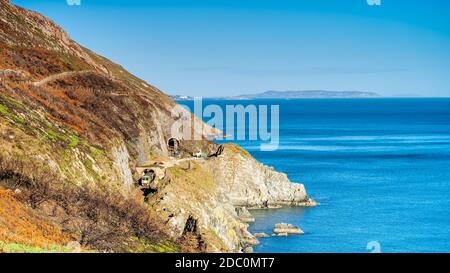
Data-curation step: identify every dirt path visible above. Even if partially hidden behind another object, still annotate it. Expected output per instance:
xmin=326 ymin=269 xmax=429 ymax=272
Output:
xmin=32 ymin=70 xmax=93 ymax=87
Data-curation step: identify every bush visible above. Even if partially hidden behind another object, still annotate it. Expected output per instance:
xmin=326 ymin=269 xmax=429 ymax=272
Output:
xmin=0 ymin=155 xmax=173 ymax=252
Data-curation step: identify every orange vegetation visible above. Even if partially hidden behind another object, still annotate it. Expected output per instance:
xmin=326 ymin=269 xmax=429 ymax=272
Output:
xmin=0 ymin=187 xmax=73 ymax=247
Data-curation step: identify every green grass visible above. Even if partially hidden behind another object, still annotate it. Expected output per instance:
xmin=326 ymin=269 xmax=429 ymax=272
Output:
xmin=0 ymin=93 xmax=25 ymax=111
xmin=0 ymin=104 xmax=8 ymax=115
xmin=69 ymin=135 xmax=80 ymax=148
xmin=46 ymin=128 xmax=58 ymax=141
xmin=130 ymin=237 xmax=179 ymax=253
xmin=46 ymin=127 xmax=82 ymax=149
xmin=0 ymin=102 xmax=27 ymax=125
xmin=89 ymin=145 xmax=105 ymax=156
xmin=0 ymin=92 xmax=82 ymax=148
xmin=0 ymin=242 xmax=72 ymax=253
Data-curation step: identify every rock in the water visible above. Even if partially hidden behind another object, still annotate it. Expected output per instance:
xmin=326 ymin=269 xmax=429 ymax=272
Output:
xmin=273 ymin=223 xmax=304 ymax=235
xmin=254 ymin=232 xmax=270 ymax=238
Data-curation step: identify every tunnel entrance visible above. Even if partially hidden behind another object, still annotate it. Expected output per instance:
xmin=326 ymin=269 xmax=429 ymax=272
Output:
xmin=167 ymin=137 xmax=180 ymax=155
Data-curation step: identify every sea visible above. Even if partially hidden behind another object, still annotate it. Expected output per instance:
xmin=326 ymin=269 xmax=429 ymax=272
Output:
xmin=179 ymin=98 xmax=450 ymax=253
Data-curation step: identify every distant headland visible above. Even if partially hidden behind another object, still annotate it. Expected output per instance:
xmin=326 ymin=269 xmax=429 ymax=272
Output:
xmin=231 ymin=90 xmax=381 ymax=99
xmin=172 ymin=90 xmax=382 ymax=100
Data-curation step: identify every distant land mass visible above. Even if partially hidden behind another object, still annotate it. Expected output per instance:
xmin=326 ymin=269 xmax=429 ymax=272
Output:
xmin=231 ymin=90 xmax=381 ymax=99
xmin=171 ymin=90 xmax=382 ymax=100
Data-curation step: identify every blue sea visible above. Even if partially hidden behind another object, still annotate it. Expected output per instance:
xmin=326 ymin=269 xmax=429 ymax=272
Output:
xmin=180 ymin=98 xmax=450 ymax=253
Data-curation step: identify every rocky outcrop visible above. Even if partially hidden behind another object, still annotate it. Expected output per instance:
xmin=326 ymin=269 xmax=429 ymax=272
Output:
xmin=145 ymin=144 xmax=316 ymax=252
xmin=254 ymin=232 xmax=270 ymax=238
xmin=273 ymin=223 xmax=305 ymax=236
xmin=235 ymin=207 xmax=256 ymax=223
xmin=204 ymin=144 xmax=316 ymax=208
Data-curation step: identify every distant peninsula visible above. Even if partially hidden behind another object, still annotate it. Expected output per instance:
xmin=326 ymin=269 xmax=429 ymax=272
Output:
xmin=170 ymin=90 xmax=385 ymax=100
xmin=230 ymin=90 xmax=381 ymax=99
xmin=171 ymin=90 xmax=382 ymax=100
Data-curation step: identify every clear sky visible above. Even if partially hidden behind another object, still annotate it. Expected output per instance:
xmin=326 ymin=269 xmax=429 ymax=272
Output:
xmin=12 ymin=0 xmax=450 ymax=97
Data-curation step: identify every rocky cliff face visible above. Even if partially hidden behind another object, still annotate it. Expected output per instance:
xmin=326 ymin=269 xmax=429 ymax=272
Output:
xmin=0 ymin=0 xmax=315 ymax=252
xmin=205 ymin=145 xmax=314 ymax=208
xmin=150 ymin=144 xmax=316 ymax=252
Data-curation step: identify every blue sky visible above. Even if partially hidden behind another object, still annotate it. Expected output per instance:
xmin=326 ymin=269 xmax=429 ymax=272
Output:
xmin=12 ymin=0 xmax=450 ymax=97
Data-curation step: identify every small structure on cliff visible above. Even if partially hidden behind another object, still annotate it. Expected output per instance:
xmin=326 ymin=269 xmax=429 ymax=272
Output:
xmin=135 ymin=164 xmax=165 ymax=190
xmin=138 ymin=169 xmax=156 ymax=188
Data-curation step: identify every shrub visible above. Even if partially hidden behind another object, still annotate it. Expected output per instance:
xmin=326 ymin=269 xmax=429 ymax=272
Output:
xmin=0 ymin=155 xmax=174 ymax=252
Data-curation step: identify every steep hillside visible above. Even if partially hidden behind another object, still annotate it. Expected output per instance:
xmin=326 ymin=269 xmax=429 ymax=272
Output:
xmin=0 ymin=0 xmax=315 ymax=252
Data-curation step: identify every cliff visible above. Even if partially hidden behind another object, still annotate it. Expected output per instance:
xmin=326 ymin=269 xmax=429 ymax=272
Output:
xmin=0 ymin=0 xmax=315 ymax=252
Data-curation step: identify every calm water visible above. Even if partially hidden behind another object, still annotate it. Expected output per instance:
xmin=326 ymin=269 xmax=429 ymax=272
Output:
xmin=180 ymin=98 xmax=450 ymax=253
